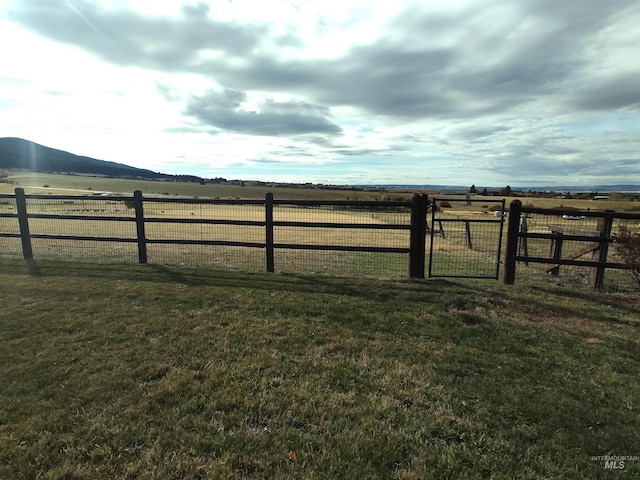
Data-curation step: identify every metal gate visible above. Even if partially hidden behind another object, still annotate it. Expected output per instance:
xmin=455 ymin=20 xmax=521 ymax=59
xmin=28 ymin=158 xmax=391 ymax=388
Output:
xmin=427 ymin=197 xmax=506 ymax=279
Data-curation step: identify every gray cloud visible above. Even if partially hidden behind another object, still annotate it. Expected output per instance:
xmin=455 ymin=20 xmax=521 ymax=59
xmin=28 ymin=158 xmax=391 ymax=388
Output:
xmin=453 ymin=126 xmax=512 ymax=141
xmin=155 ymin=83 xmax=182 ymax=103
xmin=6 ymin=0 xmax=280 ymax=71
xmin=184 ymin=89 xmax=342 ymax=136
xmin=570 ymin=75 xmax=640 ymax=112
xmin=9 ymin=0 xmax=638 ymax=120
xmin=194 ymin=1 xmax=634 ymax=119
xmin=476 ymin=129 xmax=640 ymax=184
xmin=181 ymin=3 xmax=210 ymax=19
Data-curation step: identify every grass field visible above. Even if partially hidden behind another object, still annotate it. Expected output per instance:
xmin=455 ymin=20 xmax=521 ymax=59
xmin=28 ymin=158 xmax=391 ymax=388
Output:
xmin=0 ymin=171 xmax=414 ymax=201
xmin=1 ymin=258 xmax=639 ymax=479
xmin=2 ymin=170 xmax=639 ymax=212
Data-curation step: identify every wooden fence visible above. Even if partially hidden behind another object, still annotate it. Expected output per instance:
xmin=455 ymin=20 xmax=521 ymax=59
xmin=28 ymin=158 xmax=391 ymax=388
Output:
xmin=6 ymin=189 xmax=637 ymax=287
xmin=1 ymin=188 xmax=430 ymax=278
xmin=503 ymin=200 xmax=640 ymax=289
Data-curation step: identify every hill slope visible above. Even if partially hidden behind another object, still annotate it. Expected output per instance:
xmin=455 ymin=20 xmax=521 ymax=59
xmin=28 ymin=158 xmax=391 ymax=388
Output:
xmin=0 ymin=137 xmax=172 ymax=180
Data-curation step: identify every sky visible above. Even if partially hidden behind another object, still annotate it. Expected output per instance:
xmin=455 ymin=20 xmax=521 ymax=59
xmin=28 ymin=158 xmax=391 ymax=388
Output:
xmin=1 ymin=0 xmax=640 ymax=187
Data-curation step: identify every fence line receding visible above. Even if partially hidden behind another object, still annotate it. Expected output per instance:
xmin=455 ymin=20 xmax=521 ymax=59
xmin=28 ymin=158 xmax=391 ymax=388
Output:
xmin=1 ymin=189 xmax=427 ymax=278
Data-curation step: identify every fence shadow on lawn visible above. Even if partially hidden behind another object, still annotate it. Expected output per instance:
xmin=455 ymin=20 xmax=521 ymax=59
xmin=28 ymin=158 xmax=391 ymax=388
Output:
xmin=530 ymin=283 xmax=640 ymax=319
xmin=6 ymin=257 xmax=440 ymax=300
xmin=6 ymin=257 xmax=639 ymax=331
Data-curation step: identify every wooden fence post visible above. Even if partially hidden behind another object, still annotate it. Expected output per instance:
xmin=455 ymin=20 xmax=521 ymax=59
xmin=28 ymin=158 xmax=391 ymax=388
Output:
xmin=519 ymin=214 xmax=529 ymax=266
xmin=591 ymin=215 xmax=613 ymax=289
xmin=409 ymin=194 xmax=428 ymax=279
xmin=465 ymin=221 xmax=473 ymax=249
xmin=15 ymin=188 xmax=33 ymax=260
xmin=503 ymin=200 xmax=521 ymax=285
xmin=549 ymin=234 xmax=564 ymax=277
xmin=265 ymin=193 xmax=275 ymax=273
xmin=133 ymin=190 xmax=147 ymax=264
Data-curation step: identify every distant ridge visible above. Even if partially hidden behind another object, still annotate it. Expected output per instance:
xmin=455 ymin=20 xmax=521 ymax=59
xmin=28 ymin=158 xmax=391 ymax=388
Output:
xmin=0 ymin=137 xmax=201 ymax=182
xmin=2 ymin=138 xmax=638 ymax=192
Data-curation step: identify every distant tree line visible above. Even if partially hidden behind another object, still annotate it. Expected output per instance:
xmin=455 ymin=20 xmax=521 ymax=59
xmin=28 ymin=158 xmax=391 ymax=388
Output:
xmin=467 ymin=184 xmax=639 ymax=201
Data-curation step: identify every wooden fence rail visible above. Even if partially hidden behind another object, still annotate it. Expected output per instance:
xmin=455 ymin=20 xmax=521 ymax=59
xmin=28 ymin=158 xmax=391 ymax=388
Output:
xmin=503 ymin=200 xmax=639 ymax=289
xmin=1 ymin=188 xmax=429 ymax=278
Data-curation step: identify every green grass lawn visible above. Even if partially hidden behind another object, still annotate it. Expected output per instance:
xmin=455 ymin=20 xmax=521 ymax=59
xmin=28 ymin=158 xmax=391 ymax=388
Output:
xmin=1 ymin=258 xmax=638 ymax=479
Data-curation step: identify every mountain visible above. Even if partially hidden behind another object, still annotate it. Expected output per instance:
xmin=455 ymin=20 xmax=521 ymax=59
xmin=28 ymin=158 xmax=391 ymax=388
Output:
xmin=0 ymin=137 xmax=202 ymax=181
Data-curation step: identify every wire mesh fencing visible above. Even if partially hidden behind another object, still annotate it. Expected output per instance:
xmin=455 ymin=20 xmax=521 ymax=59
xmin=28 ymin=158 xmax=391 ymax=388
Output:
xmin=1 ymin=191 xmax=417 ymax=278
xmin=0 ymin=194 xmax=21 ymax=257
xmin=512 ymin=205 xmax=640 ymax=293
xmin=428 ymin=198 xmax=505 ymax=279
xmin=22 ymin=195 xmax=138 ymax=263
xmin=271 ymin=202 xmax=411 ymax=277
xmin=143 ymin=198 xmax=266 ymax=271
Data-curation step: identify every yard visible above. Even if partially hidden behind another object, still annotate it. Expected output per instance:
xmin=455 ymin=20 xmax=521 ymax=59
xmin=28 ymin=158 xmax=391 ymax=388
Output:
xmin=1 ymin=258 xmax=638 ymax=478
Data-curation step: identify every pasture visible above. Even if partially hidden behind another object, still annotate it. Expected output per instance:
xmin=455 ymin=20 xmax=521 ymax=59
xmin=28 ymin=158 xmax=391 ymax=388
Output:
xmin=1 ymin=173 xmax=639 ymax=290
xmin=0 ymin=171 xmax=412 ymax=201
xmin=2 ymin=171 xmax=639 ymax=212
xmin=1 ymin=258 xmax=638 ymax=478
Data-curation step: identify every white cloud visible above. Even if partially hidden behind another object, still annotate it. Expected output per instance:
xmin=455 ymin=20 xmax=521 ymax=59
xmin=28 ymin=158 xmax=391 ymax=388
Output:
xmin=1 ymin=0 xmax=639 ymax=186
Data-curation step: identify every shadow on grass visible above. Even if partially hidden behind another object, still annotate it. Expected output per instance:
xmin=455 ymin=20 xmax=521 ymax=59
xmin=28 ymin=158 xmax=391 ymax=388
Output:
xmin=3 ymin=257 xmax=638 ymax=325
xmin=4 ymin=257 xmax=479 ymax=301
xmin=526 ymin=283 xmax=640 ymax=321
xmin=25 ymin=258 xmax=41 ymax=275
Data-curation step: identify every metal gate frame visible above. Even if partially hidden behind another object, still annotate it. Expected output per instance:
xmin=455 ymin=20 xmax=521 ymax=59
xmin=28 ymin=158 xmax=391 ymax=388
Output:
xmin=427 ymin=198 xmax=506 ymax=279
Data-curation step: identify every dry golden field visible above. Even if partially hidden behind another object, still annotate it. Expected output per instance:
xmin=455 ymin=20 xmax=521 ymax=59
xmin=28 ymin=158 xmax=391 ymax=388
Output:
xmin=0 ymin=171 xmax=413 ymax=200
xmin=3 ymin=171 xmax=638 ymax=211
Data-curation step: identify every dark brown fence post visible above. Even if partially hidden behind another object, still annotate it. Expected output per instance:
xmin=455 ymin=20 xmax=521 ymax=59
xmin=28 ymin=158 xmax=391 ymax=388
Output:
xmin=409 ymin=194 xmax=428 ymax=279
xmin=465 ymin=221 xmax=473 ymax=249
xmin=503 ymin=200 xmax=522 ymax=285
xmin=15 ymin=188 xmax=33 ymax=260
xmin=133 ymin=190 xmax=147 ymax=264
xmin=519 ymin=214 xmax=529 ymax=266
xmin=591 ymin=214 xmax=614 ymax=289
xmin=265 ymin=193 xmax=274 ymax=273
xmin=549 ymin=234 xmax=564 ymax=277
